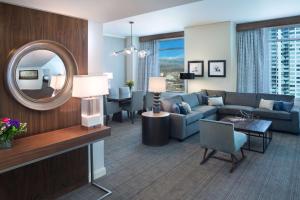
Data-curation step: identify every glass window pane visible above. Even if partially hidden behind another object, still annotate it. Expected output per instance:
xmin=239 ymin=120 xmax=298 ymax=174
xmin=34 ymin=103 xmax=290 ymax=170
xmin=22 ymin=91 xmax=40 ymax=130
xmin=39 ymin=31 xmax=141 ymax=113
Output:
xmin=158 ymin=38 xmax=184 ymax=92
xmin=269 ymin=25 xmax=300 ymax=98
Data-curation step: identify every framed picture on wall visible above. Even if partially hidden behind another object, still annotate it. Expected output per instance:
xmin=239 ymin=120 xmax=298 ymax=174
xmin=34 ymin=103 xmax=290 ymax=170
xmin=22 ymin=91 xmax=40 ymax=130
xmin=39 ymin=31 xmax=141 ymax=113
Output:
xmin=188 ymin=61 xmax=204 ymax=77
xmin=19 ymin=70 xmax=39 ymax=80
xmin=208 ymin=60 xmax=226 ymax=77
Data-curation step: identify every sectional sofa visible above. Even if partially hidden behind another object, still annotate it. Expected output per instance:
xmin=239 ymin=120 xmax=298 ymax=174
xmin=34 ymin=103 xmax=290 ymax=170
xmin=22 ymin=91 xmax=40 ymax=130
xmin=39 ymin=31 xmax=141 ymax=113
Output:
xmin=160 ymin=90 xmax=300 ymax=140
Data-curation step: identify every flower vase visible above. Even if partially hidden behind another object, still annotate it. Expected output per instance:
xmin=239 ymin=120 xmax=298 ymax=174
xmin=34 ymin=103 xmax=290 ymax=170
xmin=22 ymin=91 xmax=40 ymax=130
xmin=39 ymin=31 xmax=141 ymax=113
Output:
xmin=0 ymin=140 xmax=12 ymax=149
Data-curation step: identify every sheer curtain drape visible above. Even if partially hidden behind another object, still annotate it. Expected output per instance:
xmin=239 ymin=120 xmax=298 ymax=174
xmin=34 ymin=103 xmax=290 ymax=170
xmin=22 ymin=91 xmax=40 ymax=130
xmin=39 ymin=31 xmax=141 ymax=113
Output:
xmin=137 ymin=40 xmax=160 ymax=91
xmin=237 ymin=29 xmax=270 ymax=93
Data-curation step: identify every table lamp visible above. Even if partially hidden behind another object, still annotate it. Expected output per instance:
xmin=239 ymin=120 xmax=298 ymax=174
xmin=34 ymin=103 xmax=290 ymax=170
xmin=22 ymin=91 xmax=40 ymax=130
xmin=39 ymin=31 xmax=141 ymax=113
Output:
xmin=72 ymin=75 xmax=109 ymax=127
xmin=148 ymin=77 xmax=166 ymax=113
xmin=50 ymin=75 xmax=66 ymax=97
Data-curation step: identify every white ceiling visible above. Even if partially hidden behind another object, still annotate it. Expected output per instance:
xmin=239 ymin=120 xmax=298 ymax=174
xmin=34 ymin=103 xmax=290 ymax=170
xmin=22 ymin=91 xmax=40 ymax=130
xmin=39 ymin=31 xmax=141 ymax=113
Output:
xmin=0 ymin=0 xmax=199 ymax=23
xmin=103 ymin=0 xmax=300 ymax=37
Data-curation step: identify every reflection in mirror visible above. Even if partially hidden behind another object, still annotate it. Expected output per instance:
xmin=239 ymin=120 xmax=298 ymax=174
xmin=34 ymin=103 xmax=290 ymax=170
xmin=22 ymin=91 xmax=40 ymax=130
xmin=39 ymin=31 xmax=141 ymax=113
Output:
xmin=16 ymin=50 xmax=66 ymax=100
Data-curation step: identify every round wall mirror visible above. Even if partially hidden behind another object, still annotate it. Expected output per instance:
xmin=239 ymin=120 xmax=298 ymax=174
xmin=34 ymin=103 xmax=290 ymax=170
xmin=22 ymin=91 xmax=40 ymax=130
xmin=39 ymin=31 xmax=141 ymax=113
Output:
xmin=6 ymin=40 xmax=78 ymax=111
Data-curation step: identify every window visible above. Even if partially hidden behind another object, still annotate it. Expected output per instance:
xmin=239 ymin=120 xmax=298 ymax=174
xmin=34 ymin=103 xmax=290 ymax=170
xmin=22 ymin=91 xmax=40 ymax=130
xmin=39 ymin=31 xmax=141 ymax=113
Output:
xmin=269 ymin=25 xmax=300 ymax=98
xmin=158 ymin=38 xmax=184 ymax=92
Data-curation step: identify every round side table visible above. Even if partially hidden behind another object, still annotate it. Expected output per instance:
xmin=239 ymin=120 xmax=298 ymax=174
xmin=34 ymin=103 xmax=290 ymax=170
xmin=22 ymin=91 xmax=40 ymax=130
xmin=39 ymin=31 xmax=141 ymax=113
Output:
xmin=141 ymin=111 xmax=170 ymax=146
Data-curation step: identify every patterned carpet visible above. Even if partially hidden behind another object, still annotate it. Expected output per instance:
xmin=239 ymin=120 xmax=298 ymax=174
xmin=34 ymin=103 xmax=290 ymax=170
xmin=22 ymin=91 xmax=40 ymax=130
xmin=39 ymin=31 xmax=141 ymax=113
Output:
xmin=59 ymin=117 xmax=300 ymax=200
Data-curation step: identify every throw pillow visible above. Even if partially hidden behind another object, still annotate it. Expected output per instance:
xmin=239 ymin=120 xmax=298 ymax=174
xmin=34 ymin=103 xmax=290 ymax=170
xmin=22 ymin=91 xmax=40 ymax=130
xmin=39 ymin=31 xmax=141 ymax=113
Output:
xmin=171 ymin=103 xmax=180 ymax=114
xmin=202 ymin=95 xmax=217 ymax=105
xmin=282 ymin=101 xmax=294 ymax=112
xmin=273 ymin=101 xmax=283 ymax=111
xmin=177 ymin=103 xmax=188 ymax=115
xmin=208 ymin=97 xmax=224 ymax=106
xmin=259 ymin=99 xmax=274 ymax=110
xmin=181 ymin=101 xmax=192 ymax=113
xmin=202 ymin=95 xmax=209 ymax=105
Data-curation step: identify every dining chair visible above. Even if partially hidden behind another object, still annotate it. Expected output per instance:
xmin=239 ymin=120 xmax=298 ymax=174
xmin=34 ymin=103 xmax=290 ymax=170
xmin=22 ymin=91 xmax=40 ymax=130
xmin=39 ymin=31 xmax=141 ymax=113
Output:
xmin=103 ymin=96 xmax=121 ymax=125
xmin=144 ymin=92 xmax=153 ymax=111
xmin=119 ymin=87 xmax=131 ymax=99
xmin=108 ymin=88 xmax=118 ymax=98
xmin=199 ymin=119 xmax=247 ymax=173
xmin=122 ymin=91 xmax=144 ymax=124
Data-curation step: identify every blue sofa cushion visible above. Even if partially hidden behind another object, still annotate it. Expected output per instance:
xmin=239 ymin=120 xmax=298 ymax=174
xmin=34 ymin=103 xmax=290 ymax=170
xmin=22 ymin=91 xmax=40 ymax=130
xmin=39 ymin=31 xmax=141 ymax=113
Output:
xmin=182 ymin=94 xmax=199 ymax=108
xmin=218 ymin=105 xmax=254 ymax=115
xmin=185 ymin=111 xmax=203 ymax=125
xmin=171 ymin=103 xmax=180 ymax=114
xmin=192 ymin=105 xmax=218 ymax=118
xmin=273 ymin=101 xmax=283 ymax=111
xmin=253 ymin=108 xmax=291 ymax=120
xmin=194 ymin=91 xmax=207 ymax=105
xmin=273 ymin=101 xmax=294 ymax=112
xmin=282 ymin=102 xmax=294 ymax=112
xmin=225 ymin=92 xmax=257 ymax=107
xmin=177 ymin=103 xmax=188 ymax=115
xmin=160 ymin=95 xmax=182 ymax=112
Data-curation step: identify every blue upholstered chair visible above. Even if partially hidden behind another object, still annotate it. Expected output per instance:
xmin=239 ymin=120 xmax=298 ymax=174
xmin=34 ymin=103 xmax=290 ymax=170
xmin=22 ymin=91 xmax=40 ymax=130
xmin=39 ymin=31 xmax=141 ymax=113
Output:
xmin=103 ymin=96 xmax=121 ymax=125
xmin=199 ymin=119 xmax=247 ymax=173
xmin=119 ymin=87 xmax=131 ymax=99
xmin=143 ymin=92 xmax=153 ymax=111
xmin=122 ymin=91 xmax=144 ymax=124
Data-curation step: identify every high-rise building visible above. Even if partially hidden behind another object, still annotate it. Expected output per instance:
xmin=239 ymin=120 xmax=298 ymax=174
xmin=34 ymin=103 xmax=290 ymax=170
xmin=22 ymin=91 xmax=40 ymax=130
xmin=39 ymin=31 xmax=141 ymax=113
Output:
xmin=269 ymin=26 xmax=300 ymax=97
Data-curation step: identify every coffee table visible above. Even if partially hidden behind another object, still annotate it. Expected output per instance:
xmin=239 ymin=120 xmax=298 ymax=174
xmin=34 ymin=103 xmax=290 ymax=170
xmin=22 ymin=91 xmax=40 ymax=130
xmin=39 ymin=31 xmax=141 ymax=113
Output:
xmin=221 ymin=117 xmax=272 ymax=153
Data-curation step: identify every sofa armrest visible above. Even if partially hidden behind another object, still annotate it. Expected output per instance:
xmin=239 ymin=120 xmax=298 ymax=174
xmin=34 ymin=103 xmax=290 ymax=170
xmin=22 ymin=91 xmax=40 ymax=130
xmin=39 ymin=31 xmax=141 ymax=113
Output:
xmin=290 ymin=106 xmax=300 ymax=134
xmin=169 ymin=113 xmax=186 ymax=140
xmin=291 ymin=105 xmax=300 ymax=113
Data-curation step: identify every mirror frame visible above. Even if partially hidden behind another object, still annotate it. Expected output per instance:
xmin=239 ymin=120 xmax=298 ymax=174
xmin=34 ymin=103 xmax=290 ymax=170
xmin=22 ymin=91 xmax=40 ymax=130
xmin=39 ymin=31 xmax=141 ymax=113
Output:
xmin=6 ymin=40 xmax=79 ymax=111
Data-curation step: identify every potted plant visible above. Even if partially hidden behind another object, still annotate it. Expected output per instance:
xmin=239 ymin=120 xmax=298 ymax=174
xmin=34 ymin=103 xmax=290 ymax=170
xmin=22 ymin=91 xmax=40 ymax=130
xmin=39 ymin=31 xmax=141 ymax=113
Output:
xmin=125 ymin=80 xmax=134 ymax=91
xmin=0 ymin=118 xmax=27 ymax=149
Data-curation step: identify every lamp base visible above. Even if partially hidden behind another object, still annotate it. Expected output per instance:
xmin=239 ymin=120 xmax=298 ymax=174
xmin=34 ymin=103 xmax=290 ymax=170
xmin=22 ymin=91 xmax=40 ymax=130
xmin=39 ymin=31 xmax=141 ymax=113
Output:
xmin=81 ymin=97 xmax=102 ymax=127
xmin=152 ymin=93 xmax=161 ymax=113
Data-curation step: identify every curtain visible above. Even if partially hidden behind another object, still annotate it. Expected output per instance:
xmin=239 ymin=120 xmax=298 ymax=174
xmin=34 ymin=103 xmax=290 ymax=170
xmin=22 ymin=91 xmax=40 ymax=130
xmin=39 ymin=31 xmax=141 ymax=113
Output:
xmin=237 ymin=29 xmax=270 ymax=93
xmin=137 ymin=40 xmax=160 ymax=91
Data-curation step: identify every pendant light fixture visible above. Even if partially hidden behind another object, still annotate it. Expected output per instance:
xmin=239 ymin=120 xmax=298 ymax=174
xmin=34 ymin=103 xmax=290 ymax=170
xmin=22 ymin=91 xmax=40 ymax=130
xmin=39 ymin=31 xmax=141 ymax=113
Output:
xmin=112 ymin=21 xmax=149 ymax=58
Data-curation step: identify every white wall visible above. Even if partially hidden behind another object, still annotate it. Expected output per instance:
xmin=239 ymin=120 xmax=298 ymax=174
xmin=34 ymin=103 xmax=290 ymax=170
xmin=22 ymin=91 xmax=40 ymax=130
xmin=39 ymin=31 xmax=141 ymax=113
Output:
xmin=88 ymin=20 xmax=106 ymax=179
xmin=185 ymin=21 xmax=237 ymax=92
xmin=102 ymin=36 xmax=126 ymax=89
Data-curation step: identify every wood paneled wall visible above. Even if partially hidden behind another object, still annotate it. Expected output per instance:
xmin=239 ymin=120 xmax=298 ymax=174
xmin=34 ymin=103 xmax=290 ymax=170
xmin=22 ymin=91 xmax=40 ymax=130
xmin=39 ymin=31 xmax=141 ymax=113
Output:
xmin=0 ymin=3 xmax=89 ymax=199
xmin=0 ymin=3 xmax=88 ymax=136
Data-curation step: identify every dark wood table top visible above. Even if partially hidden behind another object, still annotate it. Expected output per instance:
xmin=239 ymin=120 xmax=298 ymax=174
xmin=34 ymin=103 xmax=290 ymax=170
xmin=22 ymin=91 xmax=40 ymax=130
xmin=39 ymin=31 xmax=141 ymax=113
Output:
xmin=221 ymin=117 xmax=272 ymax=134
xmin=0 ymin=125 xmax=111 ymax=174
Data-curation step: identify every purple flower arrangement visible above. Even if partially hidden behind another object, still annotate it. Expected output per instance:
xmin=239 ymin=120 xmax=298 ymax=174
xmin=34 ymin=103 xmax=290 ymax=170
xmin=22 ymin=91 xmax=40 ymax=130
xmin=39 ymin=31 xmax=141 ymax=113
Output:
xmin=0 ymin=118 xmax=27 ymax=148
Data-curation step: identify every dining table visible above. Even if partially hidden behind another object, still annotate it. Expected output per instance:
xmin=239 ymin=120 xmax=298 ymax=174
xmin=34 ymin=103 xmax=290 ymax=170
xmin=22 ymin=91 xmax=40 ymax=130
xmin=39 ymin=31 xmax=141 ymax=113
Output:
xmin=107 ymin=95 xmax=131 ymax=122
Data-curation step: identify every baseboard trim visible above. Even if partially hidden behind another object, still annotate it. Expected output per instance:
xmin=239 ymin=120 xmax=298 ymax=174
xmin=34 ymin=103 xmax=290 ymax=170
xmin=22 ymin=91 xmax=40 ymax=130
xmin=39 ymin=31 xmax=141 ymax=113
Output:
xmin=89 ymin=167 xmax=106 ymax=182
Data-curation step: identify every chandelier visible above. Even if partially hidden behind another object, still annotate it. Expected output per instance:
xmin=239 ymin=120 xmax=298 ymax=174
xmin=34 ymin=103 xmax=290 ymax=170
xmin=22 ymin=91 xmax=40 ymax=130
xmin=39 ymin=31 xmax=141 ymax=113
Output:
xmin=112 ymin=21 xmax=149 ymax=58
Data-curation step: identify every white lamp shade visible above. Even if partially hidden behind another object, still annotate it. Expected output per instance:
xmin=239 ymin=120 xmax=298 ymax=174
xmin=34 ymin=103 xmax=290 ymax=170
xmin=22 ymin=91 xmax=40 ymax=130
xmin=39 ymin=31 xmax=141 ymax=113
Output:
xmin=103 ymin=72 xmax=113 ymax=80
xmin=148 ymin=77 xmax=166 ymax=93
xmin=72 ymin=75 xmax=109 ymax=98
xmin=50 ymin=75 xmax=66 ymax=90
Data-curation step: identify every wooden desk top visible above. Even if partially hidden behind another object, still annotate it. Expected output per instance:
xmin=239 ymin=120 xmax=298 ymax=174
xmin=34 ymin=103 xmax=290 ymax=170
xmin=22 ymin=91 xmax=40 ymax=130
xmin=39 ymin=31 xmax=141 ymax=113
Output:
xmin=0 ymin=125 xmax=111 ymax=174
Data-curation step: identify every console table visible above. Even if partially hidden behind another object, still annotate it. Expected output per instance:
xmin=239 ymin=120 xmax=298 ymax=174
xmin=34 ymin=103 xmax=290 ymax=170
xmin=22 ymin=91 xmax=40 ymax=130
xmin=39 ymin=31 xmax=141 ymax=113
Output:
xmin=0 ymin=125 xmax=111 ymax=199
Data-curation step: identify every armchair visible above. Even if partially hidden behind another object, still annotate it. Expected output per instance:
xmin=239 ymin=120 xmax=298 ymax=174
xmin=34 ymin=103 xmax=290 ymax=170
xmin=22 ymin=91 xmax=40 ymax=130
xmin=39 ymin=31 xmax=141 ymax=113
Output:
xmin=199 ymin=119 xmax=247 ymax=173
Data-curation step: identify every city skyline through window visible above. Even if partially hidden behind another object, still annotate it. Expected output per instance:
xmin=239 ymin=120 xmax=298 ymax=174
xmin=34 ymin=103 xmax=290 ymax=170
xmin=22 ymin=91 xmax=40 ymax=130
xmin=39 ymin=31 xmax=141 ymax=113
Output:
xmin=269 ymin=25 xmax=300 ymax=98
